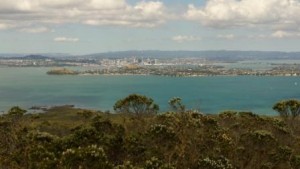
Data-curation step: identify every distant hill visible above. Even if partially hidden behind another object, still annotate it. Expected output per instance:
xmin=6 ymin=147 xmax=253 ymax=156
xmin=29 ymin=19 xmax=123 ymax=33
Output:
xmin=83 ymin=50 xmax=300 ymax=61
xmin=0 ymin=54 xmax=52 ymax=60
xmin=0 ymin=53 xmax=72 ymax=58
xmin=23 ymin=55 xmax=51 ymax=60
xmin=1 ymin=51 xmax=300 ymax=61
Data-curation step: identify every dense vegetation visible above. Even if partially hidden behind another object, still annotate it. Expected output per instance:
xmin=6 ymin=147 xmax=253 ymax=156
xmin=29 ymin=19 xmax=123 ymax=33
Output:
xmin=47 ymin=68 xmax=79 ymax=75
xmin=1 ymin=95 xmax=300 ymax=169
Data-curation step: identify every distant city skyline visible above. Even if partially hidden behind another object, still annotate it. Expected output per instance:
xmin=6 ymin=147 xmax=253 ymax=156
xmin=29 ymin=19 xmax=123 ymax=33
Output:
xmin=1 ymin=0 xmax=300 ymax=54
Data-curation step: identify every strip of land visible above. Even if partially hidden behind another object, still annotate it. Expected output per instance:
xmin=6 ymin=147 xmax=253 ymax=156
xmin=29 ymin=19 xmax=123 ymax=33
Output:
xmin=47 ymin=65 xmax=300 ymax=77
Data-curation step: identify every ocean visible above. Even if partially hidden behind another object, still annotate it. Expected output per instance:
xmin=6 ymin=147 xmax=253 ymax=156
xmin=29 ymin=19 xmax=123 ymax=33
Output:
xmin=0 ymin=66 xmax=299 ymax=115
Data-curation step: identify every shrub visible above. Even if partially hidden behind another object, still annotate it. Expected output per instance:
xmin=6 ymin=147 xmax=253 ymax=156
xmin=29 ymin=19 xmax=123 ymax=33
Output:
xmin=291 ymin=155 xmax=300 ymax=169
xmin=197 ymin=156 xmax=234 ymax=169
xmin=144 ymin=157 xmax=175 ymax=169
xmin=60 ymin=145 xmax=112 ymax=169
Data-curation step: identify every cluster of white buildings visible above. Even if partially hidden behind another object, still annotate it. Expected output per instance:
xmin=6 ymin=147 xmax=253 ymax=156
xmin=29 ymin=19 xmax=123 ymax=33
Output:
xmin=99 ymin=57 xmax=159 ymax=67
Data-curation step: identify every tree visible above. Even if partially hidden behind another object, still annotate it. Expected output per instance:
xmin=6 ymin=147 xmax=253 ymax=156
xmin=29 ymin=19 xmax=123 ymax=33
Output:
xmin=168 ymin=97 xmax=185 ymax=112
xmin=7 ymin=106 xmax=26 ymax=117
xmin=114 ymin=94 xmax=159 ymax=115
xmin=273 ymin=100 xmax=300 ymax=119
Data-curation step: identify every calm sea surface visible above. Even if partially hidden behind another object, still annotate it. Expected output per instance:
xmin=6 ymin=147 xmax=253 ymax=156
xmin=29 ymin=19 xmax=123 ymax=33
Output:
xmin=0 ymin=66 xmax=299 ymax=115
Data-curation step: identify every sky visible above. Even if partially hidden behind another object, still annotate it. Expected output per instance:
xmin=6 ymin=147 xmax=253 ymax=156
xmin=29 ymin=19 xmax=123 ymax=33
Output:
xmin=1 ymin=0 xmax=300 ymax=54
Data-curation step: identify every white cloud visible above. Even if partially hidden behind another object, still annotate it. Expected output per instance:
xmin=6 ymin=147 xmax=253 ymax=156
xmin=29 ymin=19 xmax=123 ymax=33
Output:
xmin=185 ymin=0 xmax=300 ymax=31
xmin=19 ymin=27 xmax=52 ymax=33
xmin=271 ymin=30 xmax=300 ymax=38
xmin=271 ymin=30 xmax=292 ymax=38
xmin=247 ymin=34 xmax=268 ymax=39
xmin=82 ymin=1 xmax=167 ymax=27
xmin=88 ymin=0 xmax=126 ymax=9
xmin=0 ymin=0 xmax=35 ymax=11
xmin=217 ymin=34 xmax=235 ymax=39
xmin=0 ymin=23 xmax=15 ymax=30
xmin=41 ymin=0 xmax=86 ymax=8
xmin=172 ymin=35 xmax=201 ymax=43
xmin=0 ymin=0 xmax=168 ymax=30
xmin=54 ymin=37 xmax=79 ymax=42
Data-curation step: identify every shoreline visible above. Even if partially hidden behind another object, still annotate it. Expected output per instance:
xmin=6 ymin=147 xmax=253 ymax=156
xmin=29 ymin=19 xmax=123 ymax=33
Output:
xmin=51 ymin=73 xmax=300 ymax=77
xmin=46 ymin=67 xmax=300 ymax=77
xmin=0 ymin=104 xmax=277 ymax=116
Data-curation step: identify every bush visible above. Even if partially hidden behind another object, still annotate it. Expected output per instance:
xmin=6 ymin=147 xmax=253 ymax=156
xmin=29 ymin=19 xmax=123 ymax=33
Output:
xmin=291 ymin=155 xmax=300 ymax=169
xmin=144 ymin=157 xmax=175 ymax=169
xmin=197 ymin=156 xmax=234 ymax=169
xmin=60 ymin=145 xmax=112 ymax=169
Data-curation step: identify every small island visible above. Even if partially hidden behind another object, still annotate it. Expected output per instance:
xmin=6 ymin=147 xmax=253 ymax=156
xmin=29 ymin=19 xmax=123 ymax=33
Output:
xmin=47 ymin=68 xmax=79 ymax=75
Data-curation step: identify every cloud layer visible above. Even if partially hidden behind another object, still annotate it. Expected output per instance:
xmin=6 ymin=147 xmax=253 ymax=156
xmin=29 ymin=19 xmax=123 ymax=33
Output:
xmin=54 ymin=37 xmax=79 ymax=42
xmin=2 ymin=0 xmax=300 ymax=42
xmin=0 ymin=0 xmax=167 ymax=30
xmin=271 ymin=30 xmax=300 ymax=38
xmin=185 ymin=0 xmax=300 ymax=31
xmin=19 ymin=27 xmax=52 ymax=33
xmin=172 ymin=35 xmax=201 ymax=43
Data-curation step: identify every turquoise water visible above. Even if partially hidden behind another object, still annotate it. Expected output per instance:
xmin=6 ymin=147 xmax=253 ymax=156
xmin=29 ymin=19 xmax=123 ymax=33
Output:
xmin=0 ymin=67 xmax=299 ymax=115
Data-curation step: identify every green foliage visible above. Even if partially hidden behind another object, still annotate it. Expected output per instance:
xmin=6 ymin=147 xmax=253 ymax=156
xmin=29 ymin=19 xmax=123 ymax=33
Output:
xmin=271 ymin=118 xmax=290 ymax=134
xmin=238 ymin=111 xmax=260 ymax=119
xmin=29 ymin=131 xmax=58 ymax=143
xmin=242 ymin=130 xmax=276 ymax=147
xmin=168 ymin=97 xmax=185 ymax=112
xmin=291 ymin=155 xmax=300 ymax=169
xmin=60 ymin=145 xmax=112 ymax=169
xmin=125 ymin=135 xmax=146 ymax=163
xmin=114 ymin=161 xmax=136 ymax=169
xmin=271 ymin=146 xmax=292 ymax=163
xmin=219 ymin=111 xmax=237 ymax=119
xmin=7 ymin=106 xmax=27 ymax=117
xmin=114 ymin=94 xmax=159 ymax=116
xmin=273 ymin=99 xmax=300 ymax=119
xmin=28 ymin=145 xmax=58 ymax=169
xmin=147 ymin=124 xmax=176 ymax=141
xmin=77 ymin=110 xmax=94 ymax=119
xmin=2 ymin=99 xmax=300 ymax=169
xmin=197 ymin=156 xmax=234 ymax=169
xmin=260 ymin=162 xmax=273 ymax=169
xmin=144 ymin=157 xmax=174 ymax=169
xmin=66 ymin=126 xmax=101 ymax=147
xmin=251 ymin=130 xmax=275 ymax=142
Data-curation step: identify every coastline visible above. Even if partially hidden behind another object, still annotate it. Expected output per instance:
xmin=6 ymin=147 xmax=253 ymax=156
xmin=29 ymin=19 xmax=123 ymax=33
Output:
xmin=46 ymin=66 xmax=300 ymax=77
xmin=50 ymin=72 xmax=300 ymax=77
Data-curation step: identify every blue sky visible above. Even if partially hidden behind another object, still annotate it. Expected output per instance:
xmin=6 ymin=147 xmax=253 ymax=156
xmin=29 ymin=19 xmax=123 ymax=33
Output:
xmin=1 ymin=0 xmax=300 ymax=54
